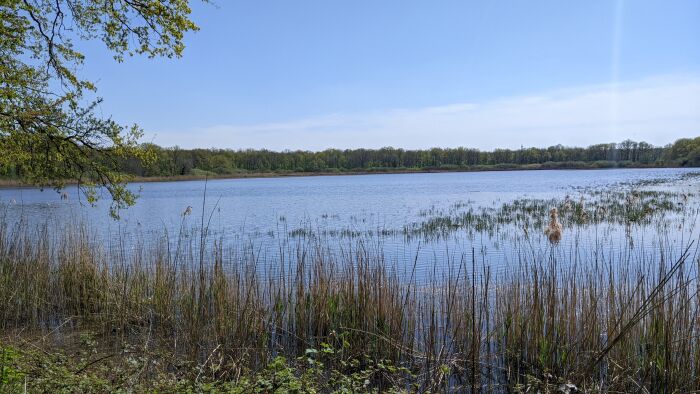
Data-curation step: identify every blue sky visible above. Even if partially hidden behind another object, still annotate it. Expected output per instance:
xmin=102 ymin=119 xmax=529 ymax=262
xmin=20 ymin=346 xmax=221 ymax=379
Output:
xmin=81 ymin=0 xmax=699 ymax=150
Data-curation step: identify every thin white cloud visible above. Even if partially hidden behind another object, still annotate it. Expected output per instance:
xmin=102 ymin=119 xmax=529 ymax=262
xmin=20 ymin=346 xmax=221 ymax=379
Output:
xmin=149 ymin=74 xmax=700 ymax=150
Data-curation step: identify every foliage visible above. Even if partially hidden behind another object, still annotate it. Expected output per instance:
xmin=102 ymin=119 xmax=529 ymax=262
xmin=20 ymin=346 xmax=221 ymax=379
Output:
xmin=663 ymin=136 xmax=700 ymax=166
xmin=0 ymin=339 xmax=415 ymax=393
xmin=0 ymin=0 xmax=201 ymax=217
xmin=0 ymin=345 xmax=25 ymax=391
xmin=114 ymin=139 xmax=693 ymax=178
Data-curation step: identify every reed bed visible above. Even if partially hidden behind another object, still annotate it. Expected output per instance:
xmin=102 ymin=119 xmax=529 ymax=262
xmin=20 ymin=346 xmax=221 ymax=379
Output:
xmin=1 ymin=215 xmax=699 ymax=392
xmin=400 ymin=188 xmax=696 ymax=241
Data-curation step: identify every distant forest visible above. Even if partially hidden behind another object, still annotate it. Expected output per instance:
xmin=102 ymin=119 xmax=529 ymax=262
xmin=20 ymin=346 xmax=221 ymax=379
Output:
xmin=2 ymin=137 xmax=699 ymax=180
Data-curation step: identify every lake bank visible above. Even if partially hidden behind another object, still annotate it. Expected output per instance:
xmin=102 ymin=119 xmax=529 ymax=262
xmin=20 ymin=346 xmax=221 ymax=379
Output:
xmin=0 ymin=161 xmax=687 ymax=188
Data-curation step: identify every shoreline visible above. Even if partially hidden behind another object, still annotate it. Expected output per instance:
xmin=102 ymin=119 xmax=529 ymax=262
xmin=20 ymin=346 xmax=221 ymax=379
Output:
xmin=0 ymin=163 xmax=691 ymax=188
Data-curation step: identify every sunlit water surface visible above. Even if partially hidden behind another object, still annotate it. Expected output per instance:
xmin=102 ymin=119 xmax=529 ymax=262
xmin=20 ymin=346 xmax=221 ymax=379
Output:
xmin=1 ymin=168 xmax=699 ymax=281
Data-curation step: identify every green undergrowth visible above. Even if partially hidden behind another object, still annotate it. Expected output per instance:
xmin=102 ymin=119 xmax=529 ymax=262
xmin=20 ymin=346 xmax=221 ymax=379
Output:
xmin=0 ymin=334 xmax=419 ymax=393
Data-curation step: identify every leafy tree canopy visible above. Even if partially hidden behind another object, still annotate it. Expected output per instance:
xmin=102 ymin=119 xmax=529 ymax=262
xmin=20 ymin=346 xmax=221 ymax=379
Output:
xmin=0 ymin=0 xmax=200 ymax=217
xmin=664 ymin=137 xmax=700 ymax=166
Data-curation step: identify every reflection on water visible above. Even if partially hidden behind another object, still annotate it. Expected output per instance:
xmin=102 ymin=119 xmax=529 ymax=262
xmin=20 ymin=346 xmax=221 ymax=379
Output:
xmin=1 ymin=168 xmax=699 ymax=280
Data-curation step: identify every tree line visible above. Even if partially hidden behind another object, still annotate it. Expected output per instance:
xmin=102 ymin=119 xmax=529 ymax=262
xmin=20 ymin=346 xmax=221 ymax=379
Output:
xmin=124 ymin=137 xmax=699 ymax=177
xmin=2 ymin=137 xmax=698 ymax=180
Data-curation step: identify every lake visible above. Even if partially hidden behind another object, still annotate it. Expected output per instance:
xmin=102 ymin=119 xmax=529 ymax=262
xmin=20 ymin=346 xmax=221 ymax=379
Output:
xmin=1 ymin=168 xmax=699 ymax=280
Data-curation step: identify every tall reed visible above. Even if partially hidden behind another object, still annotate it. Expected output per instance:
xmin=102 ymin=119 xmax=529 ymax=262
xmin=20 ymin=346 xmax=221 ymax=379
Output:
xmin=0 ymin=216 xmax=699 ymax=391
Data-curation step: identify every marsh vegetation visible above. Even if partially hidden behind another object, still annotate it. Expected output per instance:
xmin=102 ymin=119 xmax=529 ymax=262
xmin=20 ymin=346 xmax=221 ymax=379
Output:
xmin=1 ymin=171 xmax=699 ymax=392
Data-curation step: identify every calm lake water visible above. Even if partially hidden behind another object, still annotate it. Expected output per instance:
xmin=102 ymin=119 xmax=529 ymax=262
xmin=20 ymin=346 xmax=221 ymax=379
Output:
xmin=2 ymin=168 xmax=699 ymax=279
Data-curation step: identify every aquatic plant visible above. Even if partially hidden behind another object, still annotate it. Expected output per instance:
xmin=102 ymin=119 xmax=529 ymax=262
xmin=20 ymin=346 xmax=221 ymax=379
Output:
xmin=0 ymin=214 xmax=699 ymax=391
xmin=543 ymin=207 xmax=562 ymax=244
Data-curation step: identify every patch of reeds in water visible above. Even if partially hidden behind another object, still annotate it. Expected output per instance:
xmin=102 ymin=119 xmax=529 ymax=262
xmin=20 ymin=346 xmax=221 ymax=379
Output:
xmin=400 ymin=188 xmax=697 ymax=241
xmin=1 ymin=216 xmax=700 ymax=392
